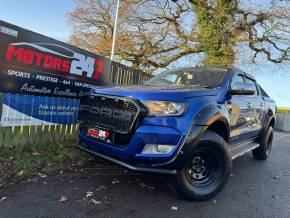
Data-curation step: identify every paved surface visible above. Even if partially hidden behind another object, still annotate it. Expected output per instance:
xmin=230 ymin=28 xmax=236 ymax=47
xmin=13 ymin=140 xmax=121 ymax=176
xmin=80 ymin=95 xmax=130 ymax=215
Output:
xmin=0 ymin=132 xmax=290 ymax=218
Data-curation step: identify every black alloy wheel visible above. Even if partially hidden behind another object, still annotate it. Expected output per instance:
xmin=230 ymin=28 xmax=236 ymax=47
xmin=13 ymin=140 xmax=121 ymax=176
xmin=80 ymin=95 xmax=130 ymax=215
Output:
xmin=171 ymin=131 xmax=232 ymax=201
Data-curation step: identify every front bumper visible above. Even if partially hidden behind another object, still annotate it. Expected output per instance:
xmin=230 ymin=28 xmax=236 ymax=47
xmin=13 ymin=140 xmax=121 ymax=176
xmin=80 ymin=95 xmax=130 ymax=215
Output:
xmin=76 ymin=142 xmax=178 ymax=175
xmin=78 ymin=124 xmax=184 ymax=165
xmin=77 ymin=123 xmax=206 ymax=175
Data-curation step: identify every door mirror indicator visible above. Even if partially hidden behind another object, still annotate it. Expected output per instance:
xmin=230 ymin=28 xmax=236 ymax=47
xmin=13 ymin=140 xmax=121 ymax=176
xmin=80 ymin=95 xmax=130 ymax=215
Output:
xmin=229 ymin=82 xmax=256 ymax=95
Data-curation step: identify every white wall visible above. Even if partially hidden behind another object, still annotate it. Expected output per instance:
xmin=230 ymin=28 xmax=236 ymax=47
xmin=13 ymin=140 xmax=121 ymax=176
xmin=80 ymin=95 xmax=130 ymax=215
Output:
xmin=276 ymin=112 xmax=290 ymax=132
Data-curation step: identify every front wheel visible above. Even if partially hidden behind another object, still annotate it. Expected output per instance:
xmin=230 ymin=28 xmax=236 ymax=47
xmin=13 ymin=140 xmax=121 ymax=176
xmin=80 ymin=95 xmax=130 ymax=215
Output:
xmin=171 ymin=131 xmax=232 ymax=201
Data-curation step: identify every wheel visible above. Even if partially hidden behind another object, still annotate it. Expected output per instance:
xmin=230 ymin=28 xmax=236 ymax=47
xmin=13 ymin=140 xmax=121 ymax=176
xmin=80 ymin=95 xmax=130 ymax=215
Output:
xmin=171 ymin=131 xmax=232 ymax=201
xmin=252 ymin=126 xmax=274 ymax=160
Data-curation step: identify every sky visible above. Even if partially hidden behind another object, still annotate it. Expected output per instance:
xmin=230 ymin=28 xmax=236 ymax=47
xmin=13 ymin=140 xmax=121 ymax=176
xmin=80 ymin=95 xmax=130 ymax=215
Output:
xmin=0 ymin=0 xmax=289 ymax=107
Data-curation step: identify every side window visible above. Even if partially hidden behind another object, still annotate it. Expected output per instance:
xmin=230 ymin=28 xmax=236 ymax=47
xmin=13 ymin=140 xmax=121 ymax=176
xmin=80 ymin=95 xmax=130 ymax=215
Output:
xmin=230 ymin=74 xmax=244 ymax=90
xmin=245 ymin=77 xmax=258 ymax=95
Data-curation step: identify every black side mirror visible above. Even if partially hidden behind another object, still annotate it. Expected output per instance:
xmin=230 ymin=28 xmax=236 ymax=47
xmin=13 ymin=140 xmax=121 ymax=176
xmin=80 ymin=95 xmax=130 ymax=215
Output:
xmin=229 ymin=82 xmax=256 ymax=95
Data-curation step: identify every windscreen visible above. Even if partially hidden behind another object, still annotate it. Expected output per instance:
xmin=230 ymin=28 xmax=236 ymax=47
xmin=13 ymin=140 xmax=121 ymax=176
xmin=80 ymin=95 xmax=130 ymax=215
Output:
xmin=145 ymin=68 xmax=228 ymax=88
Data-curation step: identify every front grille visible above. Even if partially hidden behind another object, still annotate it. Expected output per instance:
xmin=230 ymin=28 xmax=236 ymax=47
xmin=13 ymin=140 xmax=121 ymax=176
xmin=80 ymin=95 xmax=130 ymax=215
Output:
xmin=78 ymin=94 xmax=143 ymax=134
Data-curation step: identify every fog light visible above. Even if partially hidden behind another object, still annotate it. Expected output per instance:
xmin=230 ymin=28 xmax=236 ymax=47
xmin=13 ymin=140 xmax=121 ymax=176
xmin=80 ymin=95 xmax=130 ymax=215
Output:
xmin=142 ymin=144 xmax=174 ymax=154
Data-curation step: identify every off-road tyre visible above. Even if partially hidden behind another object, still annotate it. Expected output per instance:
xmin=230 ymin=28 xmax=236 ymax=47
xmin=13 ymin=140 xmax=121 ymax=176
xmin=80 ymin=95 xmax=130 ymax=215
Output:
xmin=171 ymin=131 xmax=232 ymax=201
xmin=252 ymin=126 xmax=274 ymax=160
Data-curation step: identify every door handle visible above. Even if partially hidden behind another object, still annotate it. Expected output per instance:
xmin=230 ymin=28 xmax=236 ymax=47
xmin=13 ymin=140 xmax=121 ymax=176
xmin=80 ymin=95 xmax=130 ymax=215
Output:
xmin=260 ymin=103 xmax=264 ymax=107
xmin=247 ymin=102 xmax=252 ymax=108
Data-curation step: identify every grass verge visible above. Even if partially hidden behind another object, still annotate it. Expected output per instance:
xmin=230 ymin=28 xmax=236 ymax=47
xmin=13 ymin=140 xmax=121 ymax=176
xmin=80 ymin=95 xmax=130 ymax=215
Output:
xmin=0 ymin=141 xmax=91 ymax=186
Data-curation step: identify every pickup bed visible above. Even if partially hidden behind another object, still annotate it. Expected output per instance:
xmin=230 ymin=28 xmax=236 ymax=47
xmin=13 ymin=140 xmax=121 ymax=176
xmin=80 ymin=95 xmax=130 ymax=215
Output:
xmin=76 ymin=66 xmax=276 ymax=200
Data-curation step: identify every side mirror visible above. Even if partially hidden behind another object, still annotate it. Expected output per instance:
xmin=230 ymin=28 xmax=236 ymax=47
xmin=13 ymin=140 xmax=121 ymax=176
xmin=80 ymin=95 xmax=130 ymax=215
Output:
xmin=229 ymin=82 xmax=256 ymax=95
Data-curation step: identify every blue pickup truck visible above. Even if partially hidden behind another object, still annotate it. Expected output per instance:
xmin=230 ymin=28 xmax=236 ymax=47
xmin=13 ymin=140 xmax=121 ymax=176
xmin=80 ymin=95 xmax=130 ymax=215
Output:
xmin=76 ymin=66 xmax=276 ymax=200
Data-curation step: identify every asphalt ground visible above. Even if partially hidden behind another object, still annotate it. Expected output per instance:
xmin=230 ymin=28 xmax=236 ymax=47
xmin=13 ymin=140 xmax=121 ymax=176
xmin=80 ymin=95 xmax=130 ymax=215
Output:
xmin=0 ymin=131 xmax=290 ymax=218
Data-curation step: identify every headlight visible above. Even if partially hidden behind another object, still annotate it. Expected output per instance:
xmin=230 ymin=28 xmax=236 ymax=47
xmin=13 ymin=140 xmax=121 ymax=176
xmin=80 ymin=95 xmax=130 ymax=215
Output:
xmin=141 ymin=100 xmax=188 ymax=116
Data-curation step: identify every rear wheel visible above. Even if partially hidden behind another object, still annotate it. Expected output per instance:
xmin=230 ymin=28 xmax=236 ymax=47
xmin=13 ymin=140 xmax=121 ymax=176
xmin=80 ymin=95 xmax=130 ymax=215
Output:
xmin=252 ymin=126 xmax=274 ymax=160
xmin=171 ymin=131 xmax=232 ymax=201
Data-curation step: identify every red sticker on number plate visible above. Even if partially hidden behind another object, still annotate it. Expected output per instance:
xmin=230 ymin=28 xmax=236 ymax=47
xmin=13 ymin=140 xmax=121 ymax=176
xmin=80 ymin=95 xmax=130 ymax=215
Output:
xmin=87 ymin=129 xmax=109 ymax=139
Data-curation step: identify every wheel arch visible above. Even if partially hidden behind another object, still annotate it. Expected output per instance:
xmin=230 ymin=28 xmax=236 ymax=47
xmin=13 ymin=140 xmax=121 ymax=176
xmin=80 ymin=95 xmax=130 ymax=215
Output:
xmin=268 ymin=117 xmax=275 ymax=128
xmin=169 ymin=104 xmax=231 ymax=171
xmin=205 ymin=119 xmax=230 ymax=143
xmin=194 ymin=103 xmax=230 ymax=143
xmin=258 ymin=114 xmax=276 ymax=141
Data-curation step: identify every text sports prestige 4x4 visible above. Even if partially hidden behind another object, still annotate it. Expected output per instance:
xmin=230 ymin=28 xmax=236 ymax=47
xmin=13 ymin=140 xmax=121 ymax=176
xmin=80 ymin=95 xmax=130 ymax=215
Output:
xmin=76 ymin=67 xmax=276 ymax=200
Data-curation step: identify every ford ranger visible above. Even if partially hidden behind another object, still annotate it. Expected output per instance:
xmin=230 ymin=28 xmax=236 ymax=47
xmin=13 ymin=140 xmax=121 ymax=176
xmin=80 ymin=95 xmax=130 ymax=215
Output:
xmin=76 ymin=66 xmax=276 ymax=200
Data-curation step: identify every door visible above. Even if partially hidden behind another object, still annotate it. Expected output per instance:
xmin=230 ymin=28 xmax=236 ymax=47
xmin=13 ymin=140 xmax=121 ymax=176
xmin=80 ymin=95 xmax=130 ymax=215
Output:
xmin=244 ymin=76 xmax=265 ymax=138
xmin=228 ymin=73 xmax=253 ymax=144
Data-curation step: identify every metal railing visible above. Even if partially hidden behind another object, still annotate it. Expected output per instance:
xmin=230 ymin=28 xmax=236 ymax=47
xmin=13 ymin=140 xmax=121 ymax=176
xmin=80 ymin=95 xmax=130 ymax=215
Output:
xmin=110 ymin=61 xmax=151 ymax=85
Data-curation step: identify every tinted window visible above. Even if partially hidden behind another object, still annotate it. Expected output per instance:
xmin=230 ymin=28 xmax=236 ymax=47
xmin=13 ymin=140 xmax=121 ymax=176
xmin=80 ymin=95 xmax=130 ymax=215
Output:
xmin=231 ymin=74 xmax=244 ymax=83
xmin=230 ymin=74 xmax=244 ymax=90
xmin=145 ymin=68 xmax=227 ymax=88
xmin=245 ymin=77 xmax=258 ymax=95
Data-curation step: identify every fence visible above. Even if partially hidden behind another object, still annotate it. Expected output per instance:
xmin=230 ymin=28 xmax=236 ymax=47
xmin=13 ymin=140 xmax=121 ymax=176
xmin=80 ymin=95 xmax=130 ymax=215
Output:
xmin=0 ymin=62 xmax=151 ymax=147
xmin=110 ymin=61 xmax=151 ymax=85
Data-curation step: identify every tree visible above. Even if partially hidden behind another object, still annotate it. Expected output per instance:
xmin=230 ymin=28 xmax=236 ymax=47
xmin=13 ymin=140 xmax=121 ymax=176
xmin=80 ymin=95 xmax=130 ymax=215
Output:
xmin=69 ymin=0 xmax=202 ymax=73
xmin=236 ymin=0 xmax=290 ymax=63
xmin=160 ymin=0 xmax=290 ymax=65
xmin=69 ymin=0 xmax=290 ymax=72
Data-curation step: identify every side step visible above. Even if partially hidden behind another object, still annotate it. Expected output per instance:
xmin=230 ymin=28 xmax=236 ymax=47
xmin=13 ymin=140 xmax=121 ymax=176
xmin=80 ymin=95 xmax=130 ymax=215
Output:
xmin=229 ymin=141 xmax=260 ymax=160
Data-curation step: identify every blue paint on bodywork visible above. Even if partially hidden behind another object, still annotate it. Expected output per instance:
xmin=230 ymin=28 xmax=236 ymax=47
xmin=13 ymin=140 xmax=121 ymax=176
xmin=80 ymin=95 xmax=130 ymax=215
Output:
xmin=79 ymin=84 xmax=223 ymax=165
xmin=78 ymin=68 xmax=275 ymax=169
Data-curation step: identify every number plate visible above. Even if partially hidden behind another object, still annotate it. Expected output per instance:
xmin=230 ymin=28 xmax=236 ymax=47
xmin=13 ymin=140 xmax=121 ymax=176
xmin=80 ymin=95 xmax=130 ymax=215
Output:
xmin=86 ymin=128 xmax=113 ymax=143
